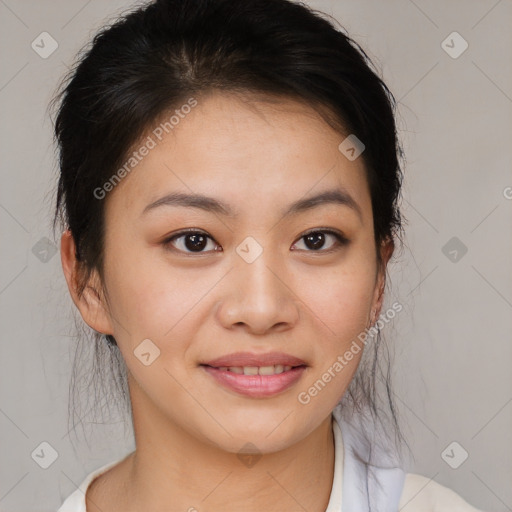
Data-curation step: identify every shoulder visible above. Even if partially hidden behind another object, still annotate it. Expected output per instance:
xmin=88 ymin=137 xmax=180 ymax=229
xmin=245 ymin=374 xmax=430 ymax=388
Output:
xmin=399 ymin=473 xmax=483 ymax=512
xmin=58 ymin=455 xmax=131 ymax=512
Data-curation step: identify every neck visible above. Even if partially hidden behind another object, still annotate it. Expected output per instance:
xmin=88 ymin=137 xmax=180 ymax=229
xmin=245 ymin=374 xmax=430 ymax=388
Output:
xmin=120 ymin=380 xmax=336 ymax=512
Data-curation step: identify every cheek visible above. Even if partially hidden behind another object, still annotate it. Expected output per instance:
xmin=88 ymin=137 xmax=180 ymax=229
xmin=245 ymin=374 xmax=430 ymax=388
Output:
xmin=294 ymin=265 xmax=375 ymax=406
xmin=296 ymin=261 xmax=376 ymax=343
xmin=104 ymin=261 xmax=198 ymax=394
xmin=103 ymin=246 xmax=191 ymax=344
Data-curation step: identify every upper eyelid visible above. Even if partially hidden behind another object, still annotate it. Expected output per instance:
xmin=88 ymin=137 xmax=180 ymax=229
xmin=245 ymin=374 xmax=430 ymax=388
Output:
xmin=166 ymin=227 xmax=345 ymax=241
xmin=166 ymin=229 xmax=219 ymax=246
xmin=165 ymin=228 xmax=347 ymax=252
xmin=291 ymin=229 xmax=347 ymax=250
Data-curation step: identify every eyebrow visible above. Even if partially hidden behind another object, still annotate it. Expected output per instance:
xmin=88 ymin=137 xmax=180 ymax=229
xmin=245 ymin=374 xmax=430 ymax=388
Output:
xmin=141 ymin=188 xmax=362 ymax=221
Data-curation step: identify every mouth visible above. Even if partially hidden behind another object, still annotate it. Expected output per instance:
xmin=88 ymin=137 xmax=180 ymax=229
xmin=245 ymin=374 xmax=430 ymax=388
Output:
xmin=201 ymin=364 xmax=304 ymax=375
xmin=201 ymin=351 xmax=307 ymax=369
xmin=199 ymin=352 xmax=308 ymax=398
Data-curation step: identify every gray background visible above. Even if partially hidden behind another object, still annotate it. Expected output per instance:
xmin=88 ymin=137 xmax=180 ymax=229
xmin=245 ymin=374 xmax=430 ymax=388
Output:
xmin=0 ymin=0 xmax=511 ymax=510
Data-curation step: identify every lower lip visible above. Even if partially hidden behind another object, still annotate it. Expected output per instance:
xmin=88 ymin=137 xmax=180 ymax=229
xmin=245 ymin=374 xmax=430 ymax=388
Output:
xmin=201 ymin=365 xmax=307 ymax=398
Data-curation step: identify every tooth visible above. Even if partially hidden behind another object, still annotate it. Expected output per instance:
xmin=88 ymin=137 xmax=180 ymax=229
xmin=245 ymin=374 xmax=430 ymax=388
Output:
xmin=243 ymin=366 xmax=259 ymax=375
xmin=218 ymin=367 xmax=228 ymax=371
xmin=258 ymin=366 xmax=275 ymax=375
xmin=228 ymin=366 xmax=244 ymax=374
xmin=283 ymin=365 xmax=292 ymax=372
xmin=274 ymin=365 xmax=284 ymax=374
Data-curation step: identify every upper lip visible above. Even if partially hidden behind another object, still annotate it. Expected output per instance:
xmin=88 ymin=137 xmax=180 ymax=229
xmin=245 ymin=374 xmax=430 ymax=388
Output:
xmin=201 ymin=351 xmax=307 ymax=368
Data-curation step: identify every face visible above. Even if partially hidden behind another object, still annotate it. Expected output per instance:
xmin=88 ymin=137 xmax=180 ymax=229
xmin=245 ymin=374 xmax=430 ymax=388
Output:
xmin=62 ymin=90 xmax=392 ymax=455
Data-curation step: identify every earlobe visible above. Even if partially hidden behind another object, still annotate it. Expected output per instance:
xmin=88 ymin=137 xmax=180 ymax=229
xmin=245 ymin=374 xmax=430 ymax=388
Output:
xmin=370 ymin=237 xmax=395 ymax=325
xmin=371 ymin=276 xmax=386 ymax=325
xmin=60 ymin=229 xmax=114 ymax=335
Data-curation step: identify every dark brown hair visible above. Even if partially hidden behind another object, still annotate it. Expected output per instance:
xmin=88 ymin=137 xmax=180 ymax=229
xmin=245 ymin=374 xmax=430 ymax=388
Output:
xmin=50 ymin=0 xmax=406 ymax=461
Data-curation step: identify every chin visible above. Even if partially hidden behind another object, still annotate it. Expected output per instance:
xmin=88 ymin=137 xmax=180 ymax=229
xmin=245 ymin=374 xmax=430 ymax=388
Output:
xmin=198 ymin=412 xmax=315 ymax=456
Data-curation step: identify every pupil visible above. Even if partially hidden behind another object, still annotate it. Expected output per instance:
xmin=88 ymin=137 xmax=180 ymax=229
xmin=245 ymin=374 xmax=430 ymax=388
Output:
xmin=305 ymin=232 xmax=325 ymax=250
xmin=185 ymin=233 xmax=207 ymax=251
xmin=183 ymin=233 xmax=327 ymax=252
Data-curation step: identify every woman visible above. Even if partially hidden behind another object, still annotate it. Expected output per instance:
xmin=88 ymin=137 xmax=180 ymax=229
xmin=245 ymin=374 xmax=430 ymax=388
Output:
xmin=53 ymin=0 xmax=482 ymax=509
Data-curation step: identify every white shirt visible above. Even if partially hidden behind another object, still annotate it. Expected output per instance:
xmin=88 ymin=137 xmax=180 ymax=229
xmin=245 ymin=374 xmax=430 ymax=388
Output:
xmin=58 ymin=412 xmax=482 ymax=511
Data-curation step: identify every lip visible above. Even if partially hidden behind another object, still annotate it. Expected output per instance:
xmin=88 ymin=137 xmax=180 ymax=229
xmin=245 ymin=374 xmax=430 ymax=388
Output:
xmin=201 ymin=365 xmax=307 ymax=398
xmin=201 ymin=351 xmax=307 ymax=368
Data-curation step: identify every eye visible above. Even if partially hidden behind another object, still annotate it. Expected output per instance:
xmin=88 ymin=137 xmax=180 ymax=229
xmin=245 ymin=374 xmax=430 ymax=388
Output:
xmin=162 ymin=229 xmax=221 ymax=254
xmin=291 ymin=229 xmax=348 ymax=252
xmin=162 ymin=228 xmax=348 ymax=255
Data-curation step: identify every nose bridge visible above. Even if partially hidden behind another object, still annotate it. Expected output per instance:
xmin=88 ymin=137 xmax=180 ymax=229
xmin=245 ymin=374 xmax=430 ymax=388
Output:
xmin=216 ymin=239 xmax=299 ymax=333
xmin=235 ymin=232 xmax=283 ymax=291
xmin=238 ymin=246 xmax=282 ymax=299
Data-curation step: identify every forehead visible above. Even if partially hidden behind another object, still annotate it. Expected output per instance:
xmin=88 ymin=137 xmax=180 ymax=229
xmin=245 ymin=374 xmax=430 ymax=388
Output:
xmin=106 ymin=90 xmax=371 ymax=221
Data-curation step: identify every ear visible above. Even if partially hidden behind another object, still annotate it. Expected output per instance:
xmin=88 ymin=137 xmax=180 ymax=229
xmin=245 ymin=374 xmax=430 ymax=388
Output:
xmin=369 ymin=237 xmax=394 ymax=326
xmin=60 ymin=229 xmax=114 ymax=335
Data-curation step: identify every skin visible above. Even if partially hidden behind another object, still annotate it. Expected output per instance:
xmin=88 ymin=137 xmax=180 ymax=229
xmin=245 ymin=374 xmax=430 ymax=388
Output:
xmin=61 ymin=90 xmax=393 ymax=512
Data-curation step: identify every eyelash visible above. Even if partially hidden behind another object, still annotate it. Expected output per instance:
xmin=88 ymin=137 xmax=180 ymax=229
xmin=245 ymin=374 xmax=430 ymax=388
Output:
xmin=162 ymin=228 xmax=349 ymax=255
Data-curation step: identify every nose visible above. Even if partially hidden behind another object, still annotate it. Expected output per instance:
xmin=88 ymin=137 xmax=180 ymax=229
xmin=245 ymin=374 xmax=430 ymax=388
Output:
xmin=215 ymin=250 xmax=300 ymax=336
